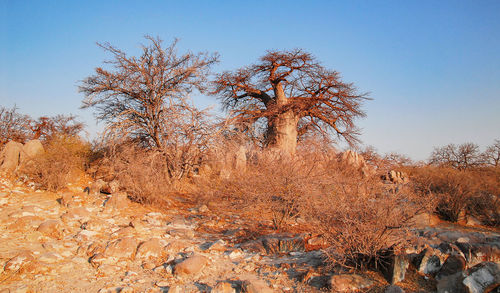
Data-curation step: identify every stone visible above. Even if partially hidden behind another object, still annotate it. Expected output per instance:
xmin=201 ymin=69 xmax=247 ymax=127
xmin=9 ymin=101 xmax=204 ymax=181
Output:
xmin=82 ymin=218 xmax=108 ymax=231
xmin=9 ymin=215 xmax=43 ymax=231
xmin=234 ymin=145 xmax=247 ymax=170
xmin=204 ymin=239 xmax=226 ymax=252
xmin=329 ymin=274 xmax=373 ymax=292
xmin=174 ymin=255 xmax=208 ymax=276
xmin=3 ymin=251 xmax=34 ymax=272
xmin=414 ymin=248 xmax=444 ymax=275
xmin=104 ymin=192 xmax=130 ymax=210
xmin=36 ymin=219 xmax=62 ymax=239
xmin=90 ymin=179 xmax=106 ymax=195
xmin=100 ymin=180 xmax=120 ymax=194
xmin=0 ymin=141 xmax=24 ymax=172
xmin=437 ymin=272 xmax=467 ymax=293
xmin=136 ymin=238 xmax=166 ymax=261
xmin=112 ymin=226 xmax=135 ymax=238
xmin=62 ymin=207 xmax=91 ymax=222
xmin=21 ymin=139 xmax=44 ymax=160
xmin=241 ymin=279 xmax=274 ymax=293
xmin=198 ymin=204 xmax=209 ymax=213
xmin=212 ymin=281 xmax=236 ymax=293
xmin=60 ymin=192 xmax=74 ymax=207
xmin=104 ymin=237 xmax=138 ymax=260
xmin=381 ymin=254 xmax=409 ymax=284
xmin=385 ymin=285 xmax=405 ymax=293
xmin=466 ymin=216 xmax=482 ymax=227
xmin=341 ymin=150 xmax=365 ymax=168
xmin=463 ymin=262 xmax=500 ymax=293
xmin=38 ymin=252 xmax=63 ymax=264
xmin=436 ymin=254 xmax=466 ymax=280
xmin=411 ymin=212 xmax=440 ymax=227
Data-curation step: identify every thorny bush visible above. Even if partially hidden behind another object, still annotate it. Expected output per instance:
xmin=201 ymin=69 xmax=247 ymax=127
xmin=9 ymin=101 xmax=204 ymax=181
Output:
xmin=21 ymin=135 xmax=90 ymax=191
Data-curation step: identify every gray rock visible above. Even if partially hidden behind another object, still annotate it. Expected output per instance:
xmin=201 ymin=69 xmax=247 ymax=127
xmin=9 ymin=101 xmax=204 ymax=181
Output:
xmin=463 ymin=262 xmax=500 ymax=293
xmin=437 ymin=254 xmax=466 ymax=280
xmin=381 ymin=254 xmax=409 ymax=284
xmin=385 ymin=285 xmax=405 ymax=293
xmin=437 ymin=272 xmax=467 ymax=293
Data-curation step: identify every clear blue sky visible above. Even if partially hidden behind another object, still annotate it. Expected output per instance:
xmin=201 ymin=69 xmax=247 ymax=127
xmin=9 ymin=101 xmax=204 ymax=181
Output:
xmin=1 ymin=0 xmax=499 ymax=160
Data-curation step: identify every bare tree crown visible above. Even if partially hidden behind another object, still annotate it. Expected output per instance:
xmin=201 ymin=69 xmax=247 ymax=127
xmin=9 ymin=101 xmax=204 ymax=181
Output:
xmin=80 ymin=36 xmax=219 ymax=149
xmin=212 ymin=49 xmax=369 ymax=146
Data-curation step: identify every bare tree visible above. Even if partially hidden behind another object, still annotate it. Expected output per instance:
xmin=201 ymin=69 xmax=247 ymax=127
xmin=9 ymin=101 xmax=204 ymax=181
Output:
xmin=30 ymin=114 xmax=84 ymax=141
xmin=429 ymin=143 xmax=481 ymax=170
xmin=482 ymin=139 xmax=500 ymax=167
xmin=212 ymin=49 xmax=369 ymax=154
xmin=80 ymin=36 xmax=219 ymax=150
xmin=0 ymin=105 xmax=32 ymax=146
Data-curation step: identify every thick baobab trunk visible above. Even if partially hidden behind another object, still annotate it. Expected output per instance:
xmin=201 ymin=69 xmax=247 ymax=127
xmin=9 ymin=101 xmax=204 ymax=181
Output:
xmin=266 ymin=82 xmax=299 ymax=155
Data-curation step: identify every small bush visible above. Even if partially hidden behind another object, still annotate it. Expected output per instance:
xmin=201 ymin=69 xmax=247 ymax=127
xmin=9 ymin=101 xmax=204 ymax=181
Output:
xmin=22 ymin=135 xmax=90 ymax=191
xmin=307 ymin=166 xmax=431 ymax=270
xmin=91 ymin=141 xmax=179 ymax=206
xmin=202 ymin=144 xmax=432 ymax=270
xmin=408 ymin=166 xmax=499 ymax=226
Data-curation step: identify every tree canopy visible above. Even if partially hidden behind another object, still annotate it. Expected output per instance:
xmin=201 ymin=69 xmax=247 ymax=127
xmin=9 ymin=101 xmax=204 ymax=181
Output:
xmin=212 ymin=49 xmax=369 ymax=153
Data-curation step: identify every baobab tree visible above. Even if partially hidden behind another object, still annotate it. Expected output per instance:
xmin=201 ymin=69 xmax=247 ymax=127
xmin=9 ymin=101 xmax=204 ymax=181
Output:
xmin=212 ymin=49 xmax=369 ymax=154
xmin=80 ymin=36 xmax=219 ymax=150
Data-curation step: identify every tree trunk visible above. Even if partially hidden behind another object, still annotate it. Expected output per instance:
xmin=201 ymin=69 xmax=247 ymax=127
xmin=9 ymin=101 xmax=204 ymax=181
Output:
xmin=266 ymin=82 xmax=299 ymax=155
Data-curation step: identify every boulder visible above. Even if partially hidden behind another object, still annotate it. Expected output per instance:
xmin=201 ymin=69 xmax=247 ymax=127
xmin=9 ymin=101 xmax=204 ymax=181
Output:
xmin=437 ymin=272 xmax=467 ymax=293
xmin=104 ymin=237 xmax=137 ymax=260
xmin=59 ymin=192 xmax=74 ymax=207
xmin=414 ymin=248 xmax=445 ymax=275
xmin=381 ymin=254 xmax=409 ymax=284
xmin=241 ymin=279 xmax=273 ymax=293
xmin=0 ymin=141 xmax=24 ymax=172
xmin=463 ymin=262 xmax=500 ymax=293
xmin=61 ymin=207 xmax=91 ymax=222
xmin=3 ymin=251 xmax=34 ymax=272
xmin=329 ymin=274 xmax=373 ymax=291
xmin=437 ymin=254 xmax=466 ymax=280
xmin=135 ymin=238 xmax=166 ymax=261
xmin=174 ymin=255 xmax=208 ymax=276
xmin=104 ymin=192 xmax=130 ymax=210
xmin=385 ymin=285 xmax=405 ymax=293
xmin=21 ymin=139 xmax=44 ymax=160
xmin=36 ymin=220 xmax=62 ymax=239
xmin=212 ymin=282 xmax=236 ymax=293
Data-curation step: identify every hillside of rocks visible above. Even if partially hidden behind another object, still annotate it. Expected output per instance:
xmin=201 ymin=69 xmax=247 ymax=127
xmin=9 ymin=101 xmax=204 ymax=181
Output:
xmin=1 ymin=173 xmax=499 ymax=293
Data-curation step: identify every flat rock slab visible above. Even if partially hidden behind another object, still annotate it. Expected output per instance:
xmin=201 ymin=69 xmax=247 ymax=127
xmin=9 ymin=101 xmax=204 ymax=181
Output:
xmin=174 ymin=255 xmax=208 ymax=276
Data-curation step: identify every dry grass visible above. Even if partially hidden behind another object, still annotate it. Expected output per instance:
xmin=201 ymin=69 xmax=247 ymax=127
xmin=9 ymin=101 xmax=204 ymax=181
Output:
xmin=408 ymin=166 xmax=500 ymax=226
xmin=21 ymin=135 xmax=90 ymax=191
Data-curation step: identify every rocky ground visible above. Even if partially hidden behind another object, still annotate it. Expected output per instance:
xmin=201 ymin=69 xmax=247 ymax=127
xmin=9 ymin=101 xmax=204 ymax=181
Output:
xmin=0 ymin=176 xmax=499 ymax=293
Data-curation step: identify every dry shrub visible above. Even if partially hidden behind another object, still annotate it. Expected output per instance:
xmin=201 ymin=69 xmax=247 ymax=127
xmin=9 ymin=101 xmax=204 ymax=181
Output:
xmin=409 ymin=166 xmax=499 ymax=226
xmin=22 ymin=135 xmax=90 ymax=191
xmin=210 ymin=149 xmax=326 ymax=230
xmin=203 ymin=143 xmax=432 ymax=270
xmin=92 ymin=142 xmax=181 ymax=206
xmin=307 ymin=165 xmax=432 ymax=270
